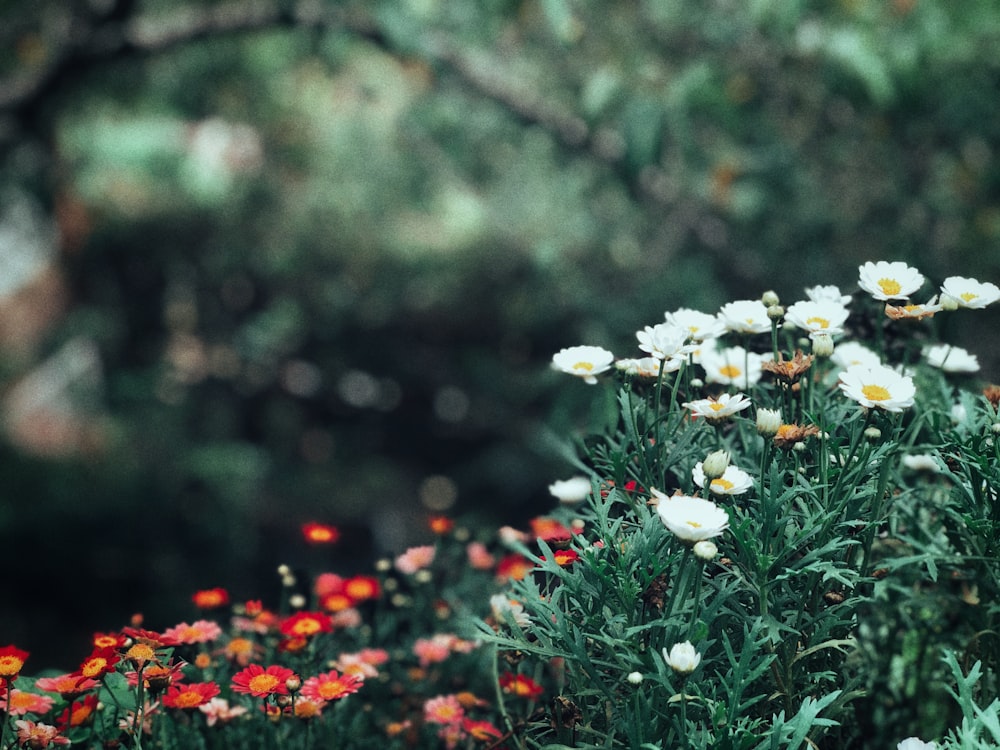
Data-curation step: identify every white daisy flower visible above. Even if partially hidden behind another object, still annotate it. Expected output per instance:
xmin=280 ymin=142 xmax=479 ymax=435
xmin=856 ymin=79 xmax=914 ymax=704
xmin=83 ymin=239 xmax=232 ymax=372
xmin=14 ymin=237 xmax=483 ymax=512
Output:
xmin=717 ymin=299 xmax=772 ymax=335
xmin=664 ymin=307 xmax=726 ymax=342
xmin=548 ymin=476 xmax=592 ymax=504
xmin=805 ymin=284 xmax=852 ymax=306
xmin=489 ymin=594 xmax=530 ymax=628
xmin=652 ymin=490 xmax=730 ymax=542
xmin=837 ymin=364 xmax=916 ymax=412
xmin=897 ymin=739 xmax=936 ymax=750
xmin=551 ymin=345 xmax=615 ymax=384
xmin=615 ymin=357 xmax=669 ymax=378
xmin=857 ymin=260 xmax=925 ymax=301
xmin=829 ymin=340 xmax=881 ymax=370
xmin=784 ymin=299 xmax=850 ymax=339
xmin=699 ymin=346 xmax=765 ymax=388
xmin=940 ymin=276 xmax=1000 ymax=309
xmin=924 ymin=344 xmax=980 ymax=373
xmin=692 ymin=463 xmax=754 ymax=496
xmin=662 ymin=641 xmax=702 ymax=675
xmin=681 ymin=392 xmax=752 ymax=420
xmin=636 ymin=323 xmax=699 ymax=362
xmin=901 ymin=454 xmax=941 ymax=473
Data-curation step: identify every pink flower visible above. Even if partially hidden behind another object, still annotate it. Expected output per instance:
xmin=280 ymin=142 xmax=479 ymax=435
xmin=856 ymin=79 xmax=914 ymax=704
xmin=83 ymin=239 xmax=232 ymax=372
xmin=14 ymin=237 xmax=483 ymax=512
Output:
xmin=466 ymin=541 xmax=495 ymax=570
xmin=162 ymin=620 xmax=223 ymax=645
xmin=394 ymin=545 xmax=436 ymax=574
xmin=198 ymin=697 xmax=249 ymax=727
xmin=14 ymin=720 xmax=70 ymax=747
xmin=1 ymin=689 xmax=55 ymax=716
xmin=423 ymin=694 xmax=464 ymax=726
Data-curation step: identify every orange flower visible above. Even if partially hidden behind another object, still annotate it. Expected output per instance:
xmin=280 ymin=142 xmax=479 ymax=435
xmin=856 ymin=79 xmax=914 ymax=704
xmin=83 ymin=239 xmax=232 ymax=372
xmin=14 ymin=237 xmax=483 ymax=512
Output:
xmin=35 ymin=673 xmax=99 ymax=701
xmin=463 ymin=718 xmax=504 ymax=741
xmin=529 ymin=517 xmax=573 ymax=542
xmin=552 ymin=549 xmax=580 ymax=566
xmin=192 ymin=588 xmax=230 ymax=609
xmin=345 ymin=575 xmax=381 ymax=602
xmin=428 ymin=516 xmax=455 ymax=535
xmin=0 ymin=645 xmax=29 ymax=678
xmin=302 ymin=522 xmax=340 ymax=544
xmin=56 ymin=694 xmax=98 ymax=730
xmin=92 ymin=632 xmax=125 ymax=650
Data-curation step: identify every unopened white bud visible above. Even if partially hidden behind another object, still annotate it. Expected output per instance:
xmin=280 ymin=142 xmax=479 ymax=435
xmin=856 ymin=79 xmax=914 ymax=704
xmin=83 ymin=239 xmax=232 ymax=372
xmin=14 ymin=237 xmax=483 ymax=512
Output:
xmin=288 ymin=593 xmax=306 ymax=609
xmin=701 ymin=450 xmax=730 ymax=480
xmin=693 ymin=540 xmax=718 ymax=561
xmin=761 ymin=290 xmax=780 ymax=307
xmin=812 ymin=333 xmax=834 ymax=358
xmin=756 ymin=408 xmax=782 ymax=436
xmin=663 ymin=641 xmax=701 ymax=675
xmin=627 ymin=671 xmax=644 ymax=685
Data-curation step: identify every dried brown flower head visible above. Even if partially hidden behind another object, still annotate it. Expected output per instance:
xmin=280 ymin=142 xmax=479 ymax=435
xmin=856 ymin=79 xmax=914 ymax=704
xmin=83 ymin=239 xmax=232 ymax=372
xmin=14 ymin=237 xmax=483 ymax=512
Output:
xmin=762 ymin=350 xmax=814 ymax=385
xmin=773 ymin=422 xmax=821 ymax=449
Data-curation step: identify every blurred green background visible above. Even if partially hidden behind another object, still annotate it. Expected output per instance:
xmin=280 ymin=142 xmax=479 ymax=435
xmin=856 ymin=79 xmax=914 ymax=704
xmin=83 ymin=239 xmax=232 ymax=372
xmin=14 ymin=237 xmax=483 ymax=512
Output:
xmin=1 ymin=0 xmax=999 ymax=670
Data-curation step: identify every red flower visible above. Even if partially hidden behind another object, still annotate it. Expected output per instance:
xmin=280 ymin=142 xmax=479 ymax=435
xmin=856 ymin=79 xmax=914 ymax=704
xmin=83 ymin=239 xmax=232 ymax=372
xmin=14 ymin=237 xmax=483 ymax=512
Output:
xmin=463 ymin=718 xmax=504 ymax=741
xmin=552 ymin=549 xmax=580 ymax=566
xmin=91 ymin=632 xmax=126 ymax=650
xmin=0 ymin=645 xmax=29 ymax=679
xmin=76 ymin=648 xmax=120 ymax=681
xmin=279 ymin=611 xmax=332 ymax=638
xmin=302 ymin=522 xmax=340 ymax=544
xmin=56 ymin=694 xmax=99 ymax=730
xmin=300 ymin=670 xmax=363 ymax=703
xmin=529 ymin=517 xmax=574 ymax=542
xmin=495 ymin=554 xmax=534 ymax=582
xmin=498 ymin=672 xmax=544 ymax=699
xmin=163 ymin=682 xmax=221 ymax=709
xmin=192 ymin=588 xmax=230 ymax=609
xmin=231 ymin=664 xmax=296 ymax=697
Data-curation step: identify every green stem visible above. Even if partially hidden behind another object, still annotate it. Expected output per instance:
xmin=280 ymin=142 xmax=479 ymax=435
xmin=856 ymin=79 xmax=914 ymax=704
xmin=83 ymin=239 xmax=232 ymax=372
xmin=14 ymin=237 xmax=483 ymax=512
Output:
xmin=0 ymin=676 xmax=11 ymax=750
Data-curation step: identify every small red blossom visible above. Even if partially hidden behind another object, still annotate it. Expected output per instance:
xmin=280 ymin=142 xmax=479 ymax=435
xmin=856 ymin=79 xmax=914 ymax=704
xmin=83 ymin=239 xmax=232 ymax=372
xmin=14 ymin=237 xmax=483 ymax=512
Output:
xmin=302 ymin=522 xmax=340 ymax=544
xmin=423 ymin=694 xmax=464 ymax=726
xmin=279 ymin=611 xmax=332 ymax=638
xmin=529 ymin=517 xmax=574 ymax=542
xmin=0 ymin=645 xmax=29 ymax=678
xmin=76 ymin=648 xmax=120 ymax=681
xmin=428 ymin=515 xmax=455 ymax=535
xmin=14 ymin=720 xmax=70 ymax=748
xmin=1 ymin=689 xmax=55 ymax=716
xmin=162 ymin=620 xmax=223 ymax=645
xmin=231 ymin=664 xmax=296 ymax=697
xmin=499 ymin=672 xmax=544 ymax=699
xmin=552 ymin=549 xmax=580 ymax=566
xmin=300 ymin=670 xmax=363 ymax=703
xmin=56 ymin=694 xmax=99 ymax=730
xmin=92 ymin=632 xmax=126 ymax=650
xmin=192 ymin=588 xmax=230 ymax=609
xmin=463 ymin=718 xmax=504 ymax=741
xmin=163 ymin=682 xmax=221 ymax=709
xmin=495 ymin=554 xmax=534 ymax=582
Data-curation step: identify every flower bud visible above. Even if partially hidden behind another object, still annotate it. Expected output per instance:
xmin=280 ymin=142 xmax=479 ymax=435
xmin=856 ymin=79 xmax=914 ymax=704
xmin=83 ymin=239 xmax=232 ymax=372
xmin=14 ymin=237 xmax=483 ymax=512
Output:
xmin=756 ymin=408 xmax=782 ymax=436
xmin=761 ymin=290 xmax=780 ymax=307
xmin=663 ymin=641 xmax=701 ymax=675
xmin=693 ymin=540 xmax=718 ymax=561
xmin=812 ymin=333 xmax=834 ymax=358
xmin=766 ymin=304 xmax=785 ymax=321
xmin=285 ymin=676 xmax=302 ymax=693
xmin=940 ymin=294 xmax=959 ymax=311
xmin=701 ymin=450 xmax=730 ymax=480
xmin=627 ymin=671 xmax=644 ymax=685
xmin=864 ymin=426 xmax=882 ymax=442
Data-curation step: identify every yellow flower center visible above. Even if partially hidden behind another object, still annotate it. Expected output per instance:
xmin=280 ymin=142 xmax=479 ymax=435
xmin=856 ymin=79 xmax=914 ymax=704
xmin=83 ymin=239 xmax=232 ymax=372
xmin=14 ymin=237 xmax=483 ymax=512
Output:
xmin=573 ymin=361 xmax=594 ymax=372
xmin=685 ymin=520 xmax=703 ymax=528
xmin=127 ymin=643 xmax=156 ymax=662
xmin=291 ymin=619 xmax=322 ymax=636
xmin=805 ymin=316 xmax=829 ymax=328
xmin=318 ymin=681 xmax=350 ymax=700
xmin=708 ymin=402 xmax=726 ymax=412
xmin=861 ymin=384 xmax=891 ymax=401
xmin=718 ymin=365 xmax=742 ymax=378
xmin=173 ymin=691 xmax=205 ymax=708
xmin=10 ymin=692 xmax=37 ymax=710
xmin=249 ymin=674 xmax=280 ymax=694
xmin=0 ymin=656 xmax=24 ymax=676
xmin=877 ymin=278 xmax=902 ymax=297
xmin=961 ymin=292 xmax=978 ymax=303
xmin=710 ymin=478 xmax=734 ymax=492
